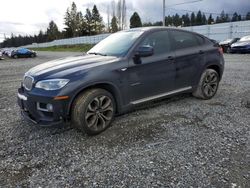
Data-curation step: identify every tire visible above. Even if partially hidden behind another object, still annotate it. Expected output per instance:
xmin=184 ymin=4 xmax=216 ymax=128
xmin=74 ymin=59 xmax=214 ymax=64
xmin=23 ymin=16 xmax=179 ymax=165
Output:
xmin=71 ymin=88 xmax=115 ymax=135
xmin=226 ymin=47 xmax=231 ymax=53
xmin=192 ymin=69 xmax=219 ymax=100
xmin=13 ymin=55 xmax=18 ymax=59
xmin=30 ymin=54 xmax=35 ymax=58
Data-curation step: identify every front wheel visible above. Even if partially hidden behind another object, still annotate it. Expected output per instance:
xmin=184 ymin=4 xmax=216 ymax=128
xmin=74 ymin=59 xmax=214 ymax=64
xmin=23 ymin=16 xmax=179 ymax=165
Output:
xmin=192 ymin=69 xmax=219 ymax=100
xmin=71 ymin=89 xmax=115 ymax=135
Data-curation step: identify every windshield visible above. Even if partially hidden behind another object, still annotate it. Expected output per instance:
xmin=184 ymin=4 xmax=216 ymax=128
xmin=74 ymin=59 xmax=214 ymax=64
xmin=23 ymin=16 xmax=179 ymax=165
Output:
xmin=239 ymin=36 xmax=250 ymax=42
xmin=88 ymin=31 xmax=143 ymax=57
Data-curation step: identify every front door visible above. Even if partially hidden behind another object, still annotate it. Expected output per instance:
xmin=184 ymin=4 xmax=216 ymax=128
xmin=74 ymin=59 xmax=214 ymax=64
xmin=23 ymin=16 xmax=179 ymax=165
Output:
xmin=127 ymin=30 xmax=176 ymax=103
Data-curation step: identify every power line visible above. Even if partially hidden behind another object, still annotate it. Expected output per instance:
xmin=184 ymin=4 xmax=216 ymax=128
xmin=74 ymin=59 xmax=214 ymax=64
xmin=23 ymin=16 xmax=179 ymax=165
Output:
xmin=168 ymin=7 xmax=248 ymax=17
xmin=163 ymin=0 xmax=203 ymax=26
xmin=166 ymin=0 xmax=203 ymax=7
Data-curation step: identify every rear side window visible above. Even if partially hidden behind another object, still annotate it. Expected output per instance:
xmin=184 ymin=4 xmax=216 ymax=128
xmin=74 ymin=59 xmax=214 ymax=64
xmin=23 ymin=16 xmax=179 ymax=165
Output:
xmin=140 ymin=31 xmax=171 ymax=55
xmin=170 ymin=30 xmax=201 ymax=50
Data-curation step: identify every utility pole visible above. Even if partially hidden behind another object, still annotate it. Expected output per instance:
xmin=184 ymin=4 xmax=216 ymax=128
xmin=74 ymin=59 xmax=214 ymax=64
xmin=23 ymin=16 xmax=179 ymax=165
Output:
xmin=163 ymin=0 xmax=166 ymax=26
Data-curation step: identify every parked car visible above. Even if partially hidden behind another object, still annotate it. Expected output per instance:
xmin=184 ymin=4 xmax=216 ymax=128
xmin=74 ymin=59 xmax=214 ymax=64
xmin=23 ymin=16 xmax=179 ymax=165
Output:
xmin=219 ymin=38 xmax=240 ymax=53
xmin=0 ymin=51 xmax=4 ymax=60
xmin=231 ymin=35 xmax=250 ymax=53
xmin=11 ymin=48 xmax=36 ymax=58
xmin=17 ymin=27 xmax=224 ymax=135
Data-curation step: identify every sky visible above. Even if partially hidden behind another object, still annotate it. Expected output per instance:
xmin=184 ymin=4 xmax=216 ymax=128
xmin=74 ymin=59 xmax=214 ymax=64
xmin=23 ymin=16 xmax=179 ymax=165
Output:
xmin=0 ymin=0 xmax=249 ymax=42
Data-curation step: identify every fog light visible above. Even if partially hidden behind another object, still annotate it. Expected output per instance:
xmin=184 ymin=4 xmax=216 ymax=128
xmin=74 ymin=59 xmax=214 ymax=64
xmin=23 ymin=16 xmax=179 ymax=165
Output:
xmin=46 ymin=104 xmax=53 ymax=112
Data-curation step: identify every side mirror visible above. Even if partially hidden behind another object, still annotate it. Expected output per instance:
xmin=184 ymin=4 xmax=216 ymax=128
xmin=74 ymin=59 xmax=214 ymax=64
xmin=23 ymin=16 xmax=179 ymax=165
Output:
xmin=136 ymin=45 xmax=154 ymax=57
xmin=133 ymin=45 xmax=154 ymax=64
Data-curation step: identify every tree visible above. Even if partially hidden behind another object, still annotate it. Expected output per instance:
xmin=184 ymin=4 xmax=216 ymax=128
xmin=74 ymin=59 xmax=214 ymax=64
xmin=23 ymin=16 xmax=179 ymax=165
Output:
xmin=196 ymin=11 xmax=202 ymax=25
xmin=111 ymin=16 xmax=118 ymax=32
xmin=85 ymin=8 xmax=93 ymax=35
xmin=246 ymin=12 xmax=250 ymax=20
xmin=238 ymin=14 xmax=242 ymax=21
xmin=130 ymin=12 xmax=142 ymax=28
xmin=232 ymin=12 xmax=239 ymax=22
xmin=208 ymin=14 xmax=214 ymax=24
xmin=64 ymin=2 xmax=83 ymax=37
xmin=47 ymin=21 xmax=60 ymax=41
xmin=165 ymin=15 xmax=173 ymax=26
xmin=202 ymin=14 xmax=207 ymax=25
xmin=183 ymin=13 xmax=190 ymax=26
xmin=216 ymin=16 xmax=221 ymax=23
xmin=191 ymin=12 xmax=196 ymax=26
xmin=92 ymin=5 xmax=104 ymax=34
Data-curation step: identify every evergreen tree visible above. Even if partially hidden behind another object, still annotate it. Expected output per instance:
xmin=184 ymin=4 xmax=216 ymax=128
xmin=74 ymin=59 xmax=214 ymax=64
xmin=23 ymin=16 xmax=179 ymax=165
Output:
xmin=231 ymin=12 xmax=238 ymax=22
xmin=246 ymin=12 xmax=250 ymax=20
xmin=165 ymin=15 xmax=173 ymax=26
xmin=183 ymin=13 xmax=190 ymax=26
xmin=111 ymin=16 xmax=118 ymax=32
xmin=47 ymin=21 xmax=60 ymax=41
xmin=196 ymin=11 xmax=202 ymax=25
xmin=208 ymin=14 xmax=214 ymax=24
xmin=85 ymin=8 xmax=93 ymax=35
xmin=130 ymin=12 xmax=142 ymax=28
xmin=64 ymin=2 xmax=83 ymax=37
xmin=202 ymin=14 xmax=207 ymax=25
xmin=173 ymin=13 xmax=181 ymax=26
xmin=191 ymin=12 xmax=196 ymax=26
xmin=216 ymin=16 xmax=221 ymax=23
xmin=92 ymin=5 xmax=104 ymax=34
xmin=238 ymin=14 xmax=242 ymax=21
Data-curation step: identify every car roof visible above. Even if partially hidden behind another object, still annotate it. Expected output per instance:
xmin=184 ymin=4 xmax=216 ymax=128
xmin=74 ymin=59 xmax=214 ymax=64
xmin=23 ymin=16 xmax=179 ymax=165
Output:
xmin=123 ymin=26 xmax=182 ymax=32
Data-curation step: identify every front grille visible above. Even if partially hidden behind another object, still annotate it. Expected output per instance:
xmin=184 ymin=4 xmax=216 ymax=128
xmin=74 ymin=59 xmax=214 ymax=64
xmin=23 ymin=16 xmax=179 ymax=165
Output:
xmin=23 ymin=76 xmax=34 ymax=90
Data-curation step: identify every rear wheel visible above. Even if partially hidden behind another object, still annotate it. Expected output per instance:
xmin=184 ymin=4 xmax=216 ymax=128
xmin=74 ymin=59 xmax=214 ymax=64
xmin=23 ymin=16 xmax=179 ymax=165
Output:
xmin=30 ymin=54 xmax=35 ymax=58
xmin=71 ymin=89 xmax=115 ymax=135
xmin=192 ymin=69 xmax=219 ymax=99
xmin=13 ymin=55 xmax=18 ymax=59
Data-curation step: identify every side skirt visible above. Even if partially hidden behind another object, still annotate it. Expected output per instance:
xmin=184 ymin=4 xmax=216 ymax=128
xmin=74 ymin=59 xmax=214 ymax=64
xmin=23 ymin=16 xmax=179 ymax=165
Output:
xmin=130 ymin=86 xmax=192 ymax=105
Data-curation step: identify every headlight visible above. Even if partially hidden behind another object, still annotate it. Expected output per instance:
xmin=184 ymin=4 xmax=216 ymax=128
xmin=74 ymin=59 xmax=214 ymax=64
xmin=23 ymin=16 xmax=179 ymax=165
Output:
xmin=35 ymin=79 xmax=69 ymax=90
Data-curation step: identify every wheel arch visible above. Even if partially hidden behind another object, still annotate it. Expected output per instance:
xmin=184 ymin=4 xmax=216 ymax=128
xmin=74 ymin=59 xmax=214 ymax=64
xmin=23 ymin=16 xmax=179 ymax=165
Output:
xmin=206 ymin=64 xmax=222 ymax=80
xmin=67 ymin=82 xmax=123 ymax=117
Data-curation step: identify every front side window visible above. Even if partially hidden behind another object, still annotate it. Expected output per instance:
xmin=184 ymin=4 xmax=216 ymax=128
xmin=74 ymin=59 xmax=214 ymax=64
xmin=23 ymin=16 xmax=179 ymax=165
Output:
xmin=139 ymin=30 xmax=171 ymax=55
xmin=170 ymin=30 xmax=201 ymax=50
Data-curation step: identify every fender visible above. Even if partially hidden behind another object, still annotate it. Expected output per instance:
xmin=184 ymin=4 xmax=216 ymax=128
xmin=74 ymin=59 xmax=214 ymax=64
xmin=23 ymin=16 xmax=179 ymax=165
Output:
xmin=66 ymin=81 xmax=124 ymax=116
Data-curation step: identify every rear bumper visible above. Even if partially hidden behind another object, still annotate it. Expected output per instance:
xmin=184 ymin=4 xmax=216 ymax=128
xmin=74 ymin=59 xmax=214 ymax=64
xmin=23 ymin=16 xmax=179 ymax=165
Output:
xmin=17 ymin=87 xmax=69 ymax=127
xmin=231 ymin=47 xmax=250 ymax=53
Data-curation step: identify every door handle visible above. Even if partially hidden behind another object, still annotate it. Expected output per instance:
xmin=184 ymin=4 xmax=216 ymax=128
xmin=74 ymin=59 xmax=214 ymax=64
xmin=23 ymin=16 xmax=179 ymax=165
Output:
xmin=120 ymin=68 xmax=127 ymax=72
xmin=167 ymin=56 xmax=174 ymax=60
xmin=199 ymin=50 xmax=205 ymax=54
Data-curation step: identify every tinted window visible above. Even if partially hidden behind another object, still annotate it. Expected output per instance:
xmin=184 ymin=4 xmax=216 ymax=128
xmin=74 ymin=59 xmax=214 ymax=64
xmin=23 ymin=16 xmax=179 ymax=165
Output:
xmin=139 ymin=31 xmax=171 ymax=55
xmin=170 ymin=30 xmax=200 ymax=50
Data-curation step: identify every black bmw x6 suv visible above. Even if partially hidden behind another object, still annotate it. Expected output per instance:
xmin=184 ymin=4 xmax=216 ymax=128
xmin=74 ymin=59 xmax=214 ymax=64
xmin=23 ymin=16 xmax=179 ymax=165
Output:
xmin=18 ymin=27 xmax=224 ymax=135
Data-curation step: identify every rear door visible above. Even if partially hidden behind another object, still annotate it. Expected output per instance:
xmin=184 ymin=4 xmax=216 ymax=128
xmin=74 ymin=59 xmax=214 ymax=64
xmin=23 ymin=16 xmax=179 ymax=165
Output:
xmin=169 ymin=30 xmax=205 ymax=89
xmin=127 ymin=30 xmax=176 ymax=103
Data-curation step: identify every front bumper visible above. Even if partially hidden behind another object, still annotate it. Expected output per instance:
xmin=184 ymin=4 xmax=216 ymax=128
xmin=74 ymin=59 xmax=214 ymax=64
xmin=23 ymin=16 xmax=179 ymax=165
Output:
xmin=17 ymin=87 xmax=69 ymax=127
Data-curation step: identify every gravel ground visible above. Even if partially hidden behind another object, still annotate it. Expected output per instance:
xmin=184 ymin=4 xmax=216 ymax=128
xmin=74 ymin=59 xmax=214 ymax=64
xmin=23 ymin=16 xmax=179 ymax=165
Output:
xmin=0 ymin=52 xmax=249 ymax=187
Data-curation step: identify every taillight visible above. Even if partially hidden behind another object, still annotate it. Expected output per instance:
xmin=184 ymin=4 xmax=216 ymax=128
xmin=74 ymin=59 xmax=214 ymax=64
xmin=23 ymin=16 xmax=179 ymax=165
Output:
xmin=218 ymin=47 xmax=223 ymax=55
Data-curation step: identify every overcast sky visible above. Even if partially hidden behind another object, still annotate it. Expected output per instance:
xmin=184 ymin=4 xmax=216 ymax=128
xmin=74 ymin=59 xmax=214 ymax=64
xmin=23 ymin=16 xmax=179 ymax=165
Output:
xmin=0 ymin=0 xmax=249 ymax=42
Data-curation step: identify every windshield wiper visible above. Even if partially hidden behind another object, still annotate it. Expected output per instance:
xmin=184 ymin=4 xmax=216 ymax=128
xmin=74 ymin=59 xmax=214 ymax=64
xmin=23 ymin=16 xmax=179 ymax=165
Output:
xmin=88 ymin=52 xmax=107 ymax=56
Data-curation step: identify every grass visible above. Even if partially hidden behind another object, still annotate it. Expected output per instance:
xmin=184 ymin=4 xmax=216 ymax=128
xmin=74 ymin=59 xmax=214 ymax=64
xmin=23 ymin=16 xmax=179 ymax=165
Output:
xmin=30 ymin=44 xmax=95 ymax=52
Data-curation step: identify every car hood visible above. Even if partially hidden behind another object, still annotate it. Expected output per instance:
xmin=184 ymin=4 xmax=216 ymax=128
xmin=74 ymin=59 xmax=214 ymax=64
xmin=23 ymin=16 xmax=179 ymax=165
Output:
xmin=231 ymin=41 xmax=250 ymax=47
xmin=26 ymin=54 xmax=119 ymax=78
